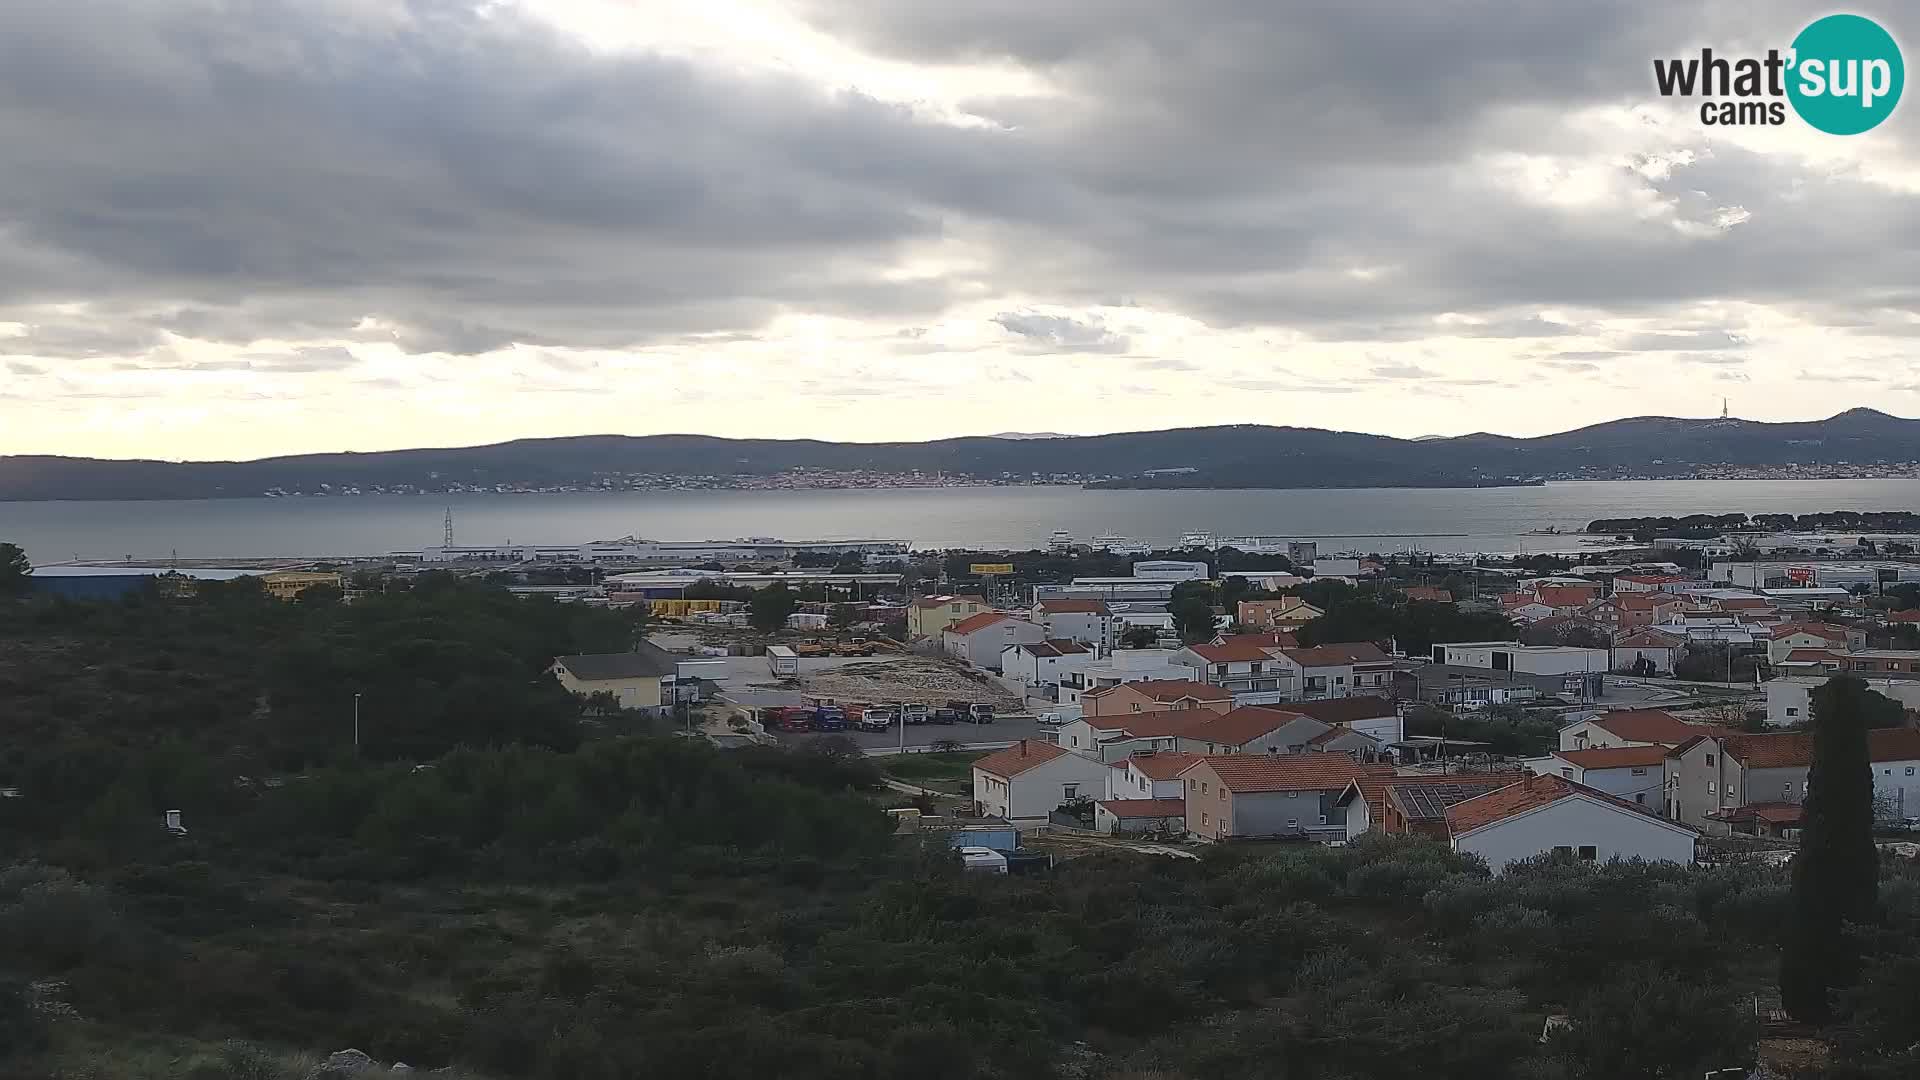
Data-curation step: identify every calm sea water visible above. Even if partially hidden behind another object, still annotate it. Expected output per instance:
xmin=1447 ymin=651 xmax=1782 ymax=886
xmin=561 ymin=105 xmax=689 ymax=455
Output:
xmin=6 ymin=480 xmax=1920 ymax=564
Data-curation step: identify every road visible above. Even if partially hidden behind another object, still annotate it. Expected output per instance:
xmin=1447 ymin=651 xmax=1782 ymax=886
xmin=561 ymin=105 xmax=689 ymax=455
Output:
xmin=773 ymin=715 xmax=1058 ymax=753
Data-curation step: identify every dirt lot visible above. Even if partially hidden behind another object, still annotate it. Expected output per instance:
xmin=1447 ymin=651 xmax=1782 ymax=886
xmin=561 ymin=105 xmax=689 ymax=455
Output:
xmin=798 ymin=656 xmax=1022 ymax=711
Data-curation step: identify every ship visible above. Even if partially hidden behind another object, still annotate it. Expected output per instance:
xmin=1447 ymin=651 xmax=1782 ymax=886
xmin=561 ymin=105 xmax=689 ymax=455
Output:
xmin=1090 ymin=534 xmax=1152 ymax=555
xmin=1047 ymin=530 xmax=1075 ymax=551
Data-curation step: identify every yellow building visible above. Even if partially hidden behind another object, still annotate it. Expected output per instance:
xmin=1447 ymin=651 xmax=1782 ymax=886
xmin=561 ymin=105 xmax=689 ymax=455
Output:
xmin=551 ymin=642 xmax=682 ymax=716
xmin=261 ymin=571 xmax=344 ymax=601
xmin=907 ymin=593 xmax=989 ymax=639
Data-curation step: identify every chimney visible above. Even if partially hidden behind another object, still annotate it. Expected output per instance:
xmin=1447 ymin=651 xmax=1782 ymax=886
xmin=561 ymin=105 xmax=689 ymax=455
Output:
xmin=1019 ymin=740 xmax=1028 ymax=757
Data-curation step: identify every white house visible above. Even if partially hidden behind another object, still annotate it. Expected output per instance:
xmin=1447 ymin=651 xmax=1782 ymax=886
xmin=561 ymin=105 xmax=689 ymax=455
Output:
xmin=1765 ymin=676 xmax=1920 ymax=728
xmin=1431 ymin=642 xmax=1609 ymax=677
xmin=1269 ymin=643 xmax=1396 ymax=699
xmin=1313 ymin=557 xmax=1362 ymax=578
xmin=1104 ymin=750 xmax=1203 ymax=801
xmin=1557 ymin=708 xmax=1721 ymax=752
xmin=999 ymin=639 xmax=1093 ymax=690
xmin=1765 ymin=622 xmax=1860 ymax=665
xmin=1525 ymin=745 xmax=1668 ymax=809
xmin=1093 ymin=798 xmax=1189 ymax=835
xmin=1032 ymin=599 xmax=1115 ymax=652
xmin=1058 ymin=651 xmax=1202 ymax=708
xmin=942 ymin=612 xmax=1045 ymax=671
xmin=1611 ymin=629 xmax=1685 ymax=675
xmin=970 ymin=740 xmax=1113 ymax=824
xmin=1059 ymin=708 xmax=1219 ymax=762
xmin=1280 ymin=695 xmax=1405 ymax=744
xmin=1445 ymin=774 xmax=1698 ymax=874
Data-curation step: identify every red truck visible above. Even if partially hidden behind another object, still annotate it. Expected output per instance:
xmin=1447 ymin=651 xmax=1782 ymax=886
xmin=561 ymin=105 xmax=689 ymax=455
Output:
xmin=764 ymin=706 xmax=814 ymax=733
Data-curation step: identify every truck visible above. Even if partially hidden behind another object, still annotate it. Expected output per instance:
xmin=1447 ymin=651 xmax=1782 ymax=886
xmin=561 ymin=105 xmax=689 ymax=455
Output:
xmin=900 ymin=703 xmax=929 ymax=725
xmin=834 ymin=639 xmax=878 ymax=657
xmin=764 ymin=706 xmax=813 ymax=733
xmin=811 ymin=706 xmax=849 ymax=732
xmin=766 ymin=645 xmax=799 ymax=677
xmin=792 ymin=640 xmax=829 ymax=658
xmin=945 ymin=700 xmax=996 ymax=724
xmin=857 ymin=707 xmax=894 ymax=732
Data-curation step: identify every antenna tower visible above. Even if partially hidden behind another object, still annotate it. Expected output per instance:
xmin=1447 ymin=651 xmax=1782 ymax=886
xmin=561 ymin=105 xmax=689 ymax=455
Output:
xmin=1720 ymin=397 xmax=1729 ymax=420
xmin=443 ymin=507 xmax=455 ymax=547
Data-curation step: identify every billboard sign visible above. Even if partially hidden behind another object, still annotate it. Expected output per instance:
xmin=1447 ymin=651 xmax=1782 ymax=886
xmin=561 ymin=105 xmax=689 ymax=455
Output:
xmin=969 ymin=563 xmax=1014 ymax=575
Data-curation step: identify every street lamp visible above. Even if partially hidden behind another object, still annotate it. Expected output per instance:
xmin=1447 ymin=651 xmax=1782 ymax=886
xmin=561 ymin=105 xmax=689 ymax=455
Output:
xmin=353 ymin=693 xmax=362 ymax=756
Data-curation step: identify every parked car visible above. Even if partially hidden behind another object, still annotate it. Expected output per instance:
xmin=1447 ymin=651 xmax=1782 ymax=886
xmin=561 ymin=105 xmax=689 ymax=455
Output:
xmin=858 ymin=707 xmax=894 ymax=732
xmin=1035 ymin=711 xmax=1064 ymax=726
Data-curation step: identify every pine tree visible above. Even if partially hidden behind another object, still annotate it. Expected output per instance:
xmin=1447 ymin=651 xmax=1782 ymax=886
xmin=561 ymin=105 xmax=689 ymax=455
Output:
xmin=1780 ymin=676 xmax=1881 ymax=1023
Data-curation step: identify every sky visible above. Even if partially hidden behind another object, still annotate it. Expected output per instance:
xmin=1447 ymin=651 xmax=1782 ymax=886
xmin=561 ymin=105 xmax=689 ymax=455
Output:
xmin=3 ymin=0 xmax=1920 ymax=460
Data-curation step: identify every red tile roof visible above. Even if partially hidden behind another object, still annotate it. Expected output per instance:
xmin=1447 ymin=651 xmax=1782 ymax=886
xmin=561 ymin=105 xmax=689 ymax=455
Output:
xmin=972 ymin=739 xmax=1072 ymax=779
xmin=1403 ymin=587 xmax=1453 ymax=603
xmin=1553 ymin=745 xmax=1671 ymax=770
xmin=1188 ymin=753 xmax=1373 ymax=793
xmin=944 ymin=611 xmax=1011 ymax=635
xmin=1536 ymin=585 xmax=1600 ymax=607
xmin=1679 ymin=727 xmax=1920 ymax=770
xmin=1708 ymin=802 xmax=1804 ymax=826
xmin=1783 ymin=648 xmax=1843 ymax=664
xmin=1887 ymin=609 xmax=1920 ymax=623
xmin=1188 ymin=639 xmax=1284 ymax=663
xmin=1308 ymin=727 xmax=1375 ymax=746
xmin=1121 ymin=751 xmax=1205 ymax=780
xmin=1038 ymin=599 xmax=1111 ymax=615
xmin=1588 ymin=709 xmax=1716 ymax=745
xmin=1084 ymin=707 xmax=1219 ymax=738
xmin=1445 ymin=773 xmax=1684 ymax=835
xmin=1088 ymin=679 xmax=1232 ymax=703
xmin=1096 ymin=797 xmax=1188 ymax=819
xmin=1281 ymin=642 xmax=1392 ymax=667
xmin=1216 ymin=630 xmax=1301 ymax=649
xmin=1337 ymin=771 xmax=1528 ymax=828
xmin=1770 ymin=622 xmax=1849 ymax=641
xmin=1614 ymin=629 xmax=1684 ymax=648
xmin=1873 ymin=727 xmax=1920 ymax=762
xmin=1184 ymin=706 xmax=1311 ymax=748
xmin=1611 ymin=593 xmax=1674 ymax=611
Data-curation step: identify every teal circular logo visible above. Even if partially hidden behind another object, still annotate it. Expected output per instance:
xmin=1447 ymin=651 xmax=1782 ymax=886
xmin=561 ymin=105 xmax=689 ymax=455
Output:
xmin=1787 ymin=14 xmax=1904 ymax=134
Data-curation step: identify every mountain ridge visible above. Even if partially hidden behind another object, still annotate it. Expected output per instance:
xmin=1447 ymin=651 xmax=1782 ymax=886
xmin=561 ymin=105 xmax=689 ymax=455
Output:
xmin=2 ymin=410 xmax=1915 ymax=500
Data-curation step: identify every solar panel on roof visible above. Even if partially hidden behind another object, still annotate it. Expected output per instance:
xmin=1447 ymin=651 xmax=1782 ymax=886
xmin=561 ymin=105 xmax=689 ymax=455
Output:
xmin=1394 ymin=781 xmax=1512 ymax=820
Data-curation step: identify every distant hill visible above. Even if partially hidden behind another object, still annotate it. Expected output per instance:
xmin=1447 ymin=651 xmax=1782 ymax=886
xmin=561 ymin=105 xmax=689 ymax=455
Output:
xmin=986 ymin=432 xmax=1072 ymax=440
xmin=4 ymin=409 xmax=1919 ymax=499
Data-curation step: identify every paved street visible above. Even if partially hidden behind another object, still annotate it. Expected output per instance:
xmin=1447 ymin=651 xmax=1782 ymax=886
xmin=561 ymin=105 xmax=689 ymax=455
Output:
xmin=775 ymin=715 xmax=1057 ymax=753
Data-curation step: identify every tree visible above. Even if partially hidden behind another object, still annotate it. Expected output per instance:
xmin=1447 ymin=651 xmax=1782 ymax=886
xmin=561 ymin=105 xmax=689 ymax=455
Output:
xmin=749 ymin=582 xmax=799 ymax=633
xmin=1170 ymin=581 xmax=1217 ymax=644
xmin=1119 ymin=626 xmax=1160 ymax=649
xmin=1781 ymin=676 xmax=1882 ymax=1024
xmin=829 ymin=604 xmax=857 ymax=629
xmin=0 ymin=542 xmax=29 ymax=598
xmin=1219 ymin=575 xmax=1254 ymax=614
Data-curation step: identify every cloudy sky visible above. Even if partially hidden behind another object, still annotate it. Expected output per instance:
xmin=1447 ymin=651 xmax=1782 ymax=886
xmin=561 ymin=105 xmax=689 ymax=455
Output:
xmin=3 ymin=0 xmax=1919 ymax=460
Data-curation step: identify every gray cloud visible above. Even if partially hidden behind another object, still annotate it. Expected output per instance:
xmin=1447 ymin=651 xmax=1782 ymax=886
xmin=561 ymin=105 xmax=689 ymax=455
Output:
xmin=0 ymin=0 xmax=1914 ymax=388
xmin=992 ymin=311 xmax=1130 ymax=353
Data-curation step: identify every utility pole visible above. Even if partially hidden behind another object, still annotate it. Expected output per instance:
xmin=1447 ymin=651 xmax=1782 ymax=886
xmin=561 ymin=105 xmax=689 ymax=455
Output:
xmin=352 ymin=693 xmax=362 ymax=756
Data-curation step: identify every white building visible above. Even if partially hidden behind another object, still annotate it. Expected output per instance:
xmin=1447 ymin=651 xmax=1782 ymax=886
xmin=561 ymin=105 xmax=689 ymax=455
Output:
xmin=1765 ymin=622 xmax=1860 ymax=665
xmin=1058 ymin=649 xmax=1192 ymax=709
xmin=1611 ymin=629 xmax=1685 ymax=675
xmin=1431 ymin=642 xmax=1609 ymax=677
xmin=1765 ymin=676 xmax=1920 ymax=728
xmin=1557 ymin=708 xmax=1717 ymax=752
xmin=1269 ymin=643 xmax=1396 ymax=699
xmin=999 ymin=639 xmax=1094 ymax=690
xmin=1032 ymin=599 xmax=1115 ymax=652
xmin=1131 ymin=559 xmax=1210 ymax=582
xmin=942 ymin=613 xmax=1045 ymax=671
xmin=970 ymin=741 xmax=1113 ymax=824
xmin=1445 ymin=774 xmax=1698 ymax=874
xmin=412 ymin=537 xmax=910 ymax=564
xmin=1103 ymin=750 xmax=1203 ymax=801
xmin=1526 ymin=746 xmax=1668 ymax=809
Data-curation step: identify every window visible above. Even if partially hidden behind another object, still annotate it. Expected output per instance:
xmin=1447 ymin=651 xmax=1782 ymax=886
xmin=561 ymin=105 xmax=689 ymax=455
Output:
xmin=1286 ymin=818 xmax=1298 ymax=829
xmin=1631 ymin=767 xmax=1647 ymax=776
xmin=1578 ymin=845 xmax=1598 ymax=861
xmin=1908 ymin=767 xmax=1915 ymax=776
xmin=950 ymin=604 xmax=961 ymax=614
xmin=1218 ymin=789 xmax=1225 ymax=802
xmin=1188 ymin=779 xmax=1196 ymax=791
xmin=1131 ymin=703 xmax=1142 ymax=713
xmin=1201 ymin=782 xmax=1209 ymax=795
xmin=1560 ymin=767 xmax=1573 ymax=779
xmin=1783 ymin=782 xmax=1792 ymax=797
xmin=1063 ymin=785 xmax=1078 ymax=800
xmin=1289 ymin=790 xmax=1299 ymax=798
xmin=1319 ymin=814 xmax=1328 ymax=825
xmin=1335 ymin=676 xmax=1345 ymax=685
xmin=1201 ymin=812 xmax=1209 ymax=826
xmin=1705 ymin=754 xmax=1715 ymax=766
xmin=1786 ymin=707 xmax=1799 ymax=717
xmin=1635 ymin=793 xmax=1646 ymax=804
xmin=1707 ymin=781 xmax=1716 ymax=794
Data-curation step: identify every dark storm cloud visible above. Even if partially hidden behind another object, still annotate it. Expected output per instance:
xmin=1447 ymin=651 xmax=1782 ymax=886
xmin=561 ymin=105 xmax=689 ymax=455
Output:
xmin=0 ymin=0 xmax=1914 ymax=366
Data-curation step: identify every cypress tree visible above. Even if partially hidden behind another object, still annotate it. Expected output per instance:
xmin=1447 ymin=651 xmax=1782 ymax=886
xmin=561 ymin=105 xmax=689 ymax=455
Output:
xmin=1779 ymin=676 xmax=1880 ymax=1023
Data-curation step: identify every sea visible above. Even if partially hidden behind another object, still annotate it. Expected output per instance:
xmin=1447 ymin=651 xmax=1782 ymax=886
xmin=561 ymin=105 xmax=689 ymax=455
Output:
xmin=6 ymin=479 xmax=1920 ymax=565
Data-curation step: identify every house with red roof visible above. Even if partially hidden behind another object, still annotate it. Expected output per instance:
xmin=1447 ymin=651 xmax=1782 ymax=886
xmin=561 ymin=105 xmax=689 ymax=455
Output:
xmin=941 ymin=611 xmax=1045 ymax=670
xmin=1268 ymin=642 xmax=1397 ymax=698
xmin=970 ymin=739 xmax=1113 ymax=824
xmin=1178 ymin=753 xmax=1385 ymax=842
xmin=1079 ymin=679 xmax=1233 ymax=719
xmin=999 ymin=639 xmax=1093 ymax=690
xmin=1666 ymin=727 xmax=1920 ymax=832
xmin=906 ymin=593 xmax=989 ymax=640
xmin=1528 ymin=745 xmax=1668 ymax=809
xmin=1615 ymin=574 xmax=1693 ymax=594
xmin=1584 ymin=591 xmax=1681 ymax=632
xmin=1333 ymin=770 xmax=1530 ymax=840
xmin=1765 ymin=622 xmax=1862 ymax=665
xmin=1030 ymin=598 xmax=1115 ymax=651
xmin=1445 ymin=773 xmax=1698 ymax=873
xmin=1058 ymin=706 xmax=1222 ymax=761
xmin=1174 ymin=707 xmax=1336 ymax=756
xmin=1610 ymin=627 xmax=1686 ymax=675
xmin=1401 ymin=586 xmax=1454 ymax=604
xmin=1556 ymin=708 xmax=1732 ymax=752
xmin=1104 ymin=750 xmax=1205 ymax=801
